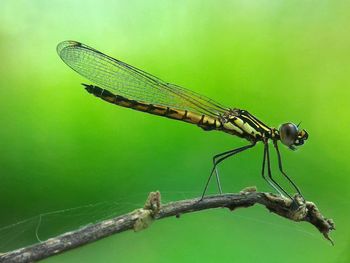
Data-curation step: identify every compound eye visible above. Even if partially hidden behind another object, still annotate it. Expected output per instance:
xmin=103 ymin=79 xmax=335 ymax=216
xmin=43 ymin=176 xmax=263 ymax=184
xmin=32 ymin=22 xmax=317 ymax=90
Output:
xmin=279 ymin=123 xmax=298 ymax=146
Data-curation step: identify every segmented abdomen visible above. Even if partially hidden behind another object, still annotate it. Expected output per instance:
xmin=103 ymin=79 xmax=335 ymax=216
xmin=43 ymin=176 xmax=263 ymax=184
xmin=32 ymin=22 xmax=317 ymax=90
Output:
xmin=84 ymin=84 xmax=223 ymax=132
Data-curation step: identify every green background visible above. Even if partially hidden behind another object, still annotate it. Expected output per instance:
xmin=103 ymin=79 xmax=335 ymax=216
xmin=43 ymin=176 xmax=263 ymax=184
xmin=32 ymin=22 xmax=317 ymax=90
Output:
xmin=1 ymin=0 xmax=349 ymax=262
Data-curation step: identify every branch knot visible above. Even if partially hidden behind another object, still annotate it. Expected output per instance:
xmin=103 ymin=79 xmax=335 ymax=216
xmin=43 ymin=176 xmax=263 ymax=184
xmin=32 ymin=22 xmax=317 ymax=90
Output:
xmin=133 ymin=191 xmax=161 ymax=232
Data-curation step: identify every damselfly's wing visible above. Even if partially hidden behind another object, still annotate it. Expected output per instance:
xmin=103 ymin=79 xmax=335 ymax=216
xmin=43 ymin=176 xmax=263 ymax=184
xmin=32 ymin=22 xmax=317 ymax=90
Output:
xmin=57 ymin=41 xmax=229 ymax=118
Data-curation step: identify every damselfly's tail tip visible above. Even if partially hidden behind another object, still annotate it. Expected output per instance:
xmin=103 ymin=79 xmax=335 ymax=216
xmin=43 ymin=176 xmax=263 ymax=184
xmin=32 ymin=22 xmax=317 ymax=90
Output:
xmin=81 ymin=83 xmax=94 ymax=93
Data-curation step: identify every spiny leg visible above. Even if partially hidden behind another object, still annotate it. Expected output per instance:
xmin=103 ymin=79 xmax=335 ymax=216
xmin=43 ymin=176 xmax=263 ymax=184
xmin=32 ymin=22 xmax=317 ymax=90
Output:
xmin=264 ymin=142 xmax=292 ymax=199
xmin=273 ymin=141 xmax=303 ymax=197
xmin=201 ymin=143 xmax=256 ymax=200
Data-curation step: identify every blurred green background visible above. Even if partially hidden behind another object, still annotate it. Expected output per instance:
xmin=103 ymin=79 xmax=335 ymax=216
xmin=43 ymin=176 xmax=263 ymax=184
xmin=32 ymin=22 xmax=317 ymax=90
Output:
xmin=1 ymin=0 xmax=349 ymax=262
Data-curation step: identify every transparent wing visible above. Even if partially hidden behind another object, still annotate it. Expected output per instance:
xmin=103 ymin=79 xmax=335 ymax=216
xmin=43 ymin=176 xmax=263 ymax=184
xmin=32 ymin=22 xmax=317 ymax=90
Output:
xmin=57 ymin=40 xmax=229 ymax=118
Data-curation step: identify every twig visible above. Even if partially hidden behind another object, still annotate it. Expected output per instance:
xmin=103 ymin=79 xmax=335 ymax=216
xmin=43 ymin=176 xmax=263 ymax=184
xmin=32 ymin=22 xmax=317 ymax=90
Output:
xmin=0 ymin=187 xmax=335 ymax=263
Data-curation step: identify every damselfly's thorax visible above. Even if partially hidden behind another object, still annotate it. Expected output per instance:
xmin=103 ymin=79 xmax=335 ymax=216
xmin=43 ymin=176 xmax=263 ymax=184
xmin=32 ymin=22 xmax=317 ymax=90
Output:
xmin=219 ymin=109 xmax=273 ymax=142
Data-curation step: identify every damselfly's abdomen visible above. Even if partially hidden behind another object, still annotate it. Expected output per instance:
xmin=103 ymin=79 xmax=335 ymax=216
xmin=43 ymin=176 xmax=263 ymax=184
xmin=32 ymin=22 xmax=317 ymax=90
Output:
xmin=84 ymin=84 xmax=223 ymax=131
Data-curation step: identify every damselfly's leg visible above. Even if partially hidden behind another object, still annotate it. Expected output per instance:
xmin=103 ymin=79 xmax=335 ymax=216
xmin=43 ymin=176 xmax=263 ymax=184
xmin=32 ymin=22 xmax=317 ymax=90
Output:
xmin=212 ymin=146 xmax=250 ymax=194
xmin=262 ymin=143 xmax=285 ymax=196
xmin=263 ymin=142 xmax=292 ymax=199
xmin=201 ymin=143 xmax=256 ymax=200
xmin=211 ymin=148 xmax=241 ymax=194
xmin=214 ymin=166 xmax=222 ymax=194
xmin=273 ymin=141 xmax=303 ymax=197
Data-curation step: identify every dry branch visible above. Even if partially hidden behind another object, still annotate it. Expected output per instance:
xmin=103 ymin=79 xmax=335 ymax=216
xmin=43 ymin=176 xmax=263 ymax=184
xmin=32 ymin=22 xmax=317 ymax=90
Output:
xmin=0 ymin=187 xmax=335 ymax=263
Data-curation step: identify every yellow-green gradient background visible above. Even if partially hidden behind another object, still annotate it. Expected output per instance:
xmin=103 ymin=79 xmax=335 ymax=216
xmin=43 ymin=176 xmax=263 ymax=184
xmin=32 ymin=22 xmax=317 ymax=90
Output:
xmin=1 ymin=1 xmax=349 ymax=262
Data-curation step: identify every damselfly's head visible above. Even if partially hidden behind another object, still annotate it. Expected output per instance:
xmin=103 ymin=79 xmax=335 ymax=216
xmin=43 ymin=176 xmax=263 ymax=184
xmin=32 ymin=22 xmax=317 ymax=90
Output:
xmin=279 ymin=123 xmax=308 ymax=150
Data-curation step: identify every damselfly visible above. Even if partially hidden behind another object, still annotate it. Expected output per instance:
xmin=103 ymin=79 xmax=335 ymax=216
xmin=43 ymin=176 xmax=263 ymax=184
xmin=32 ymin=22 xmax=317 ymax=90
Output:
xmin=57 ymin=40 xmax=308 ymax=199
